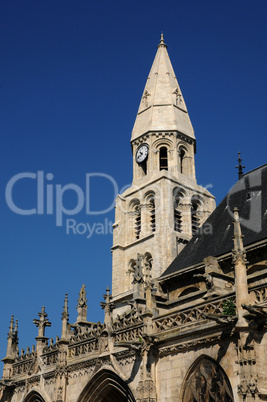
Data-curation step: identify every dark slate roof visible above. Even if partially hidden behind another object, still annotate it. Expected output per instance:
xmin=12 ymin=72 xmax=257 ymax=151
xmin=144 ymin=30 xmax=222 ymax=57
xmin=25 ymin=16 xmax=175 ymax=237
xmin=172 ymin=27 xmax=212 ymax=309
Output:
xmin=162 ymin=164 xmax=267 ymax=278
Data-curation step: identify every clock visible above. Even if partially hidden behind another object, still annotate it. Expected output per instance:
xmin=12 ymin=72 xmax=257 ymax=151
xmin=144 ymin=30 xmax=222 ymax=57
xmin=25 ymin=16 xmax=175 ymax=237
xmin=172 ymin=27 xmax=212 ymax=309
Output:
xmin=136 ymin=144 xmax=149 ymax=163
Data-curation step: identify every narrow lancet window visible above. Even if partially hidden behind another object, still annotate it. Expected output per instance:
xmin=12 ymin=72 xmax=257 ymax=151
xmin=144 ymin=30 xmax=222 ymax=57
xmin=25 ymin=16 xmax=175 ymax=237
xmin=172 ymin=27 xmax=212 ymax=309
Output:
xmin=159 ymin=147 xmax=168 ymax=171
xmin=150 ymin=198 xmax=156 ymax=232
xmin=173 ymin=189 xmax=184 ymax=233
xmin=135 ymin=207 xmax=141 ymax=239
xmin=191 ymin=200 xmax=200 ymax=235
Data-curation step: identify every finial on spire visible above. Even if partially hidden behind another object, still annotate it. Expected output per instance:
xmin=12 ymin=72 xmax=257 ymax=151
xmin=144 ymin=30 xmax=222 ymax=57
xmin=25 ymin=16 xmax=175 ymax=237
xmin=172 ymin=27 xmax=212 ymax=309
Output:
xmin=76 ymin=284 xmax=88 ymax=322
xmin=62 ymin=293 xmax=69 ymax=321
xmin=101 ymin=286 xmax=114 ymax=330
xmin=236 ymin=152 xmax=245 ymax=180
xmin=33 ymin=306 xmax=51 ymax=338
xmin=8 ymin=315 xmax=14 ymax=337
xmin=158 ymin=33 xmax=167 ymax=48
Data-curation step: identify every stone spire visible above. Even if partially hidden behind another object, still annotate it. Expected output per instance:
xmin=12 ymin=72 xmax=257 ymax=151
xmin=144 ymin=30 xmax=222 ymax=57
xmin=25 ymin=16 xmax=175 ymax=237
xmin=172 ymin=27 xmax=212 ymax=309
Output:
xmin=76 ymin=284 xmax=88 ymax=322
xmin=232 ymin=207 xmax=249 ymax=328
xmin=131 ymin=34 xmax=195 ymax=142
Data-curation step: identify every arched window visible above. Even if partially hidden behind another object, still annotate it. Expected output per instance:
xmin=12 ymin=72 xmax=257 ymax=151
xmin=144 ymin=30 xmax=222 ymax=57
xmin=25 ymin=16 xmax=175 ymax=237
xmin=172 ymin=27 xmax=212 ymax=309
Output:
xmin=179 ymin=148 xmax=185 ymax=174
xmin=129 ymin=199 xmax=141 ymax=241
xmin=159 ymin=147 xmax=168 ymax=171
xmin=149 ymin=198 xmax=156 ymax=232
xmin=173 ymin=189 xmax=184 ymax=233
xmin=23 ymin=391 xmax=46 ymax=402
xmin=191 ymin=197 xmax=201 ymax=235
xmin=77 ymin=369 xmax=136 ymax=402
xmin=135 ymin=205 xmax=141 ymax=239
xmin=181 ymin=356 xmax=234 ymax=401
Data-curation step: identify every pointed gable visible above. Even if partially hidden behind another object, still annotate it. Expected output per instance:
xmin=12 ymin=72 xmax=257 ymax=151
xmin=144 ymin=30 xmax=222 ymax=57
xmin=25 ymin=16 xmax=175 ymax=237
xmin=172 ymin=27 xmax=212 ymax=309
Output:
xmin=131 ymin=35 xmax=195 ymax=142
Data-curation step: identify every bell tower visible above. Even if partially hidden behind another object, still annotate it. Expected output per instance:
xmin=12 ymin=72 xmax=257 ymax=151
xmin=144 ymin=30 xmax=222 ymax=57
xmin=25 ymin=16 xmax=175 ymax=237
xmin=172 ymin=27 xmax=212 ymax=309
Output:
xmin=111 ymin=35 xmax=215 ymax=301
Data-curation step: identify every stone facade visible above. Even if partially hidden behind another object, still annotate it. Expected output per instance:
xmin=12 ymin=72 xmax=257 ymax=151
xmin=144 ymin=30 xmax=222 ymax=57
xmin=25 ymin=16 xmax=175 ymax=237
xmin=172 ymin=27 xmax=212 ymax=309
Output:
xmin=1 ymin=36 xmax=267 ymax=402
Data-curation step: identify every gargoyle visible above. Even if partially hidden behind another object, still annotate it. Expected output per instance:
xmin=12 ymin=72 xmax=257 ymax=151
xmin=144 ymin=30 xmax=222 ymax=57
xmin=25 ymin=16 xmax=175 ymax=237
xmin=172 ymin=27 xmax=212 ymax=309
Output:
xmin=242 ymin=304 xmax=267 ymax=317
xmin=202 ymin=313 xmax=236 ymax=324
xmin=113 ymin=341 xmax=142 ymax=352
xmin=194 ymin=273 xmax=214 ymax=290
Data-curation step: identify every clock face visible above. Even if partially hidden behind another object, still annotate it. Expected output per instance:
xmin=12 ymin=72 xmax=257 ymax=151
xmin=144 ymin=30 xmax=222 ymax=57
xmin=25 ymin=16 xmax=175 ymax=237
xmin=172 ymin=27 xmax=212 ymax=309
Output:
xmin=136 ymin=144 xmax=149 ymax=163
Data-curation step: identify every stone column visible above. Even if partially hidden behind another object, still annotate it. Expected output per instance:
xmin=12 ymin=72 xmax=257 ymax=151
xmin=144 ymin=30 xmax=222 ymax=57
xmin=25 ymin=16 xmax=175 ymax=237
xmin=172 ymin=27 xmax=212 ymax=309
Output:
xmin=232 ymin=208 xmax=249 ymax=329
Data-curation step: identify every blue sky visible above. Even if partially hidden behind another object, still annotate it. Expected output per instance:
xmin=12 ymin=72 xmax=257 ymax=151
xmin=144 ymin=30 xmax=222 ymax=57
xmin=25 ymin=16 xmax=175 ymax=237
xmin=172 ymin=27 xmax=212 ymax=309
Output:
xmin=0 ymin=0 xmax=267 ymax=368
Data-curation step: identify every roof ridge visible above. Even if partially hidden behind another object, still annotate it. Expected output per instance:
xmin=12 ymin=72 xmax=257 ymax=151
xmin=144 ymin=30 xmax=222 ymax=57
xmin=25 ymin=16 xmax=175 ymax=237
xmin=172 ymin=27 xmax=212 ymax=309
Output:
xmin=241 ymin=163 xmax=267 ymax=178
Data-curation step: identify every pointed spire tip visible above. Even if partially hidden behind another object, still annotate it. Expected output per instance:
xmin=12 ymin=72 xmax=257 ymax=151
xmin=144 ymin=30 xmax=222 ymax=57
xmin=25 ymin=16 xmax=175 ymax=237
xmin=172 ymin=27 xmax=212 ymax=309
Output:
xmin=158 ymin=33 xmax=167 ymax=48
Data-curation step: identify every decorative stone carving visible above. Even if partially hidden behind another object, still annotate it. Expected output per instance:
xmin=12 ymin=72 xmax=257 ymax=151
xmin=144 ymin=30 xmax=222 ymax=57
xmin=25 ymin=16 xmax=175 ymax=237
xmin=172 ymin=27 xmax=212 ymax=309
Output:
xmin=154 ymin=297 xmax=235 ymax=332
xmin=56 ymin=385 xmax=63 ymax=402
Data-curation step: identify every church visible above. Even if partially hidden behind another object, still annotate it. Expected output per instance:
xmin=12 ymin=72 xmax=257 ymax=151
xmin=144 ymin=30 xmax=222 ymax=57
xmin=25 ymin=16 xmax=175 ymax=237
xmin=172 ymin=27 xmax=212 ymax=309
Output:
xmin=1 ymin=35 xmax=267 ymax=402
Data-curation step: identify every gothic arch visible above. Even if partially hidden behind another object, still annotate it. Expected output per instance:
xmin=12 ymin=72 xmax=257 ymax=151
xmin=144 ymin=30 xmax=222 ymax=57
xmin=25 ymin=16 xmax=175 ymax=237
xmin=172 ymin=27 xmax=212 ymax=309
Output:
xmin=152 ymin=137 xmax=173 ymax=150
xmin=77 ymin=369 xmax=136 ymax=402
xmin=181 ymin=355 xmax=234 ymax=402
xmin=23 ymin=390 xmax=46 ymax=402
